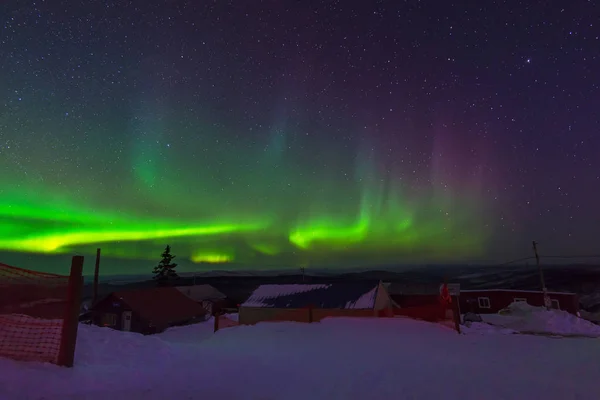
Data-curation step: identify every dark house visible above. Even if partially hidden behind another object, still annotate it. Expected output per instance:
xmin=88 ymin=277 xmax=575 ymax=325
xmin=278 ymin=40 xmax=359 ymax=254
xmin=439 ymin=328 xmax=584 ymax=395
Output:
xmin=239 ymin=281 xmax=393 ymax=325
xmin=91 ymin=287 xmax=207 ymax=334
xmin=459 ymin=289 xmax=579 ymax=315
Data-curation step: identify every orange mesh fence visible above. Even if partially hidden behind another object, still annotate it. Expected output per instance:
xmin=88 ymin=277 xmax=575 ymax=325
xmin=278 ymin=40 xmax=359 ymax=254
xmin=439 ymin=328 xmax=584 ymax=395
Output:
xmin=0 ymin=262 xmax=70 ymax=364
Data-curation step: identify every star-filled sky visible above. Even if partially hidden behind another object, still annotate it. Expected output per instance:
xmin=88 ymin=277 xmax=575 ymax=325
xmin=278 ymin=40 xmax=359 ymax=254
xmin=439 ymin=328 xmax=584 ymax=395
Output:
xmin=1 ymin=1 xmax=599 ymax=275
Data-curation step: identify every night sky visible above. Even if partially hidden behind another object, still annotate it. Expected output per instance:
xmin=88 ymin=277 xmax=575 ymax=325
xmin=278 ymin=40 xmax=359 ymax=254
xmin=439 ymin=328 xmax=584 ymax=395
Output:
xmin=1 ymin=1 xmax=599 ymax=275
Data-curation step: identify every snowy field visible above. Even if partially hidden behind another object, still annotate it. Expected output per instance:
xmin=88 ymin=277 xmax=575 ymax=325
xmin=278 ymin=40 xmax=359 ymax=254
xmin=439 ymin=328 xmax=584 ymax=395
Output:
xmin=1 ymin=316 xmax=599 ymax=400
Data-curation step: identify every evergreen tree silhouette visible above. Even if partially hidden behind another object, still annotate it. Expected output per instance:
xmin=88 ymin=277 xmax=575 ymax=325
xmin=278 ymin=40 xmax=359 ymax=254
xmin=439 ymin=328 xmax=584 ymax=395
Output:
xmin=152 ymin=245 xmax=179 ymax=286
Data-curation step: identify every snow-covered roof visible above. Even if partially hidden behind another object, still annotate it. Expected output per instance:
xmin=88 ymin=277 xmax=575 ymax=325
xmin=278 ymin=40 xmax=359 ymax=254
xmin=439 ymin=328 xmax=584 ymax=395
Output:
xmin=461 ymin=289 xmax=576 ymax=296
xmin=345 ymin=287 xmax=378 ymax=309
xmin=241 ymin=282 xmax=381 ymax=309
xmin=175 ymin=285 xmax=226 ymax=302
xmin=243 ymin=284 xmax=331 ymax=307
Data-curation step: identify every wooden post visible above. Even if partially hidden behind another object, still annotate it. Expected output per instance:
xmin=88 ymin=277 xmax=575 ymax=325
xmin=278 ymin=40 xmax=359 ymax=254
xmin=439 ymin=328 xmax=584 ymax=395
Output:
xmin=57 ymin=256 xmax=84 ymax=367
xmin=452 ymin=296 xmax=461 ymax=334
xmin=532 ymin=241 xmax=550 ymax=310
xmin=92 ymin=248 xmax=101 ymax=306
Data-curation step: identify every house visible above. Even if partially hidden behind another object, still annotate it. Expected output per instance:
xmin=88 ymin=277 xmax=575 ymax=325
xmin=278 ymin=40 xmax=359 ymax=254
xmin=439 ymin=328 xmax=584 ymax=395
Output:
xmin=238 ymin=281 xmax=393 ymax=325
xmin=175 ymin=284 xmax=227 ymax=315
xmin=459 ymin=289 xmax=579 ymax=315
xmin=90 ymin=287 xmax=207 ymax=334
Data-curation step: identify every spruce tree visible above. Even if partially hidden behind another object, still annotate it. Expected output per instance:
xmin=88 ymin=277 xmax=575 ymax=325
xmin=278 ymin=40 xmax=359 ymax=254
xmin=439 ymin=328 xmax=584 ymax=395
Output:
xmin=153 ymin=245 xmax=179 ymax=286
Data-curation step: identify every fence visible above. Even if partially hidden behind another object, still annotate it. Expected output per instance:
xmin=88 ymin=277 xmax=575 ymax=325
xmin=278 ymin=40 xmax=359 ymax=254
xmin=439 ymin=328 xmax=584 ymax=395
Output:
xmin=0 ymin=256 xmax=84 ymax=366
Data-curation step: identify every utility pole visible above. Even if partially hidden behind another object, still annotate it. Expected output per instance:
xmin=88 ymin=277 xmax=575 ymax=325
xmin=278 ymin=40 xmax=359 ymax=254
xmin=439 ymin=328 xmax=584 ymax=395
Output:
xmin=92 ymin=248 xmax=101 ymax=306
xmin=532 ymin=241 xmax=550 ymax=310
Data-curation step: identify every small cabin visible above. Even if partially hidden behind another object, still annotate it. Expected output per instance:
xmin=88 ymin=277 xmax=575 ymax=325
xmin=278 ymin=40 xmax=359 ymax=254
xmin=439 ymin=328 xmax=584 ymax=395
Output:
xmin=91 ymin=287 xmax=207 ymax=334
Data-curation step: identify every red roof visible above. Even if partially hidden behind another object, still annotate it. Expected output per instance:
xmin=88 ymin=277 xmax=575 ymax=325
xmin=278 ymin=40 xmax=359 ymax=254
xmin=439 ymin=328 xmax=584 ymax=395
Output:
xmin=111 ymin=287 xmax=207 ymax=327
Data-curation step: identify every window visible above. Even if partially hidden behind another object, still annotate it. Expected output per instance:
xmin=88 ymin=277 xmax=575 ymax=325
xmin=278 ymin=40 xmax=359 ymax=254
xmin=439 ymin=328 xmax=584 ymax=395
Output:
xmin=551 ymin=299 xmax=560 ymax=310
xmin=101 ymin=313 xmax=117 ymax=327
xmin=514 ymin=298 xmax=527 ymax=303
xmin=478 ymin=297 xmax=491 ymax=309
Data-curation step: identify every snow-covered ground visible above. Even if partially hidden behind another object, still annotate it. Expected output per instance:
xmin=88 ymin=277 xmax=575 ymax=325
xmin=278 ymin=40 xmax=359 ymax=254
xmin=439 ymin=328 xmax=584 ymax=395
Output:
xmin=1 ymin=316 xmax=599 ymax=400
xmin=472 ymin=302 xmax=600 ymax=337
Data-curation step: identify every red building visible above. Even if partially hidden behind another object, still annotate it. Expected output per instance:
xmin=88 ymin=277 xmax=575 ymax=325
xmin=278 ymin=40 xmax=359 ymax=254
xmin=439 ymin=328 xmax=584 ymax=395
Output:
xmin=459 ymin=289 xmax=579 ymax=315
xmin=91 ymin=287 xmax=207 ymax=334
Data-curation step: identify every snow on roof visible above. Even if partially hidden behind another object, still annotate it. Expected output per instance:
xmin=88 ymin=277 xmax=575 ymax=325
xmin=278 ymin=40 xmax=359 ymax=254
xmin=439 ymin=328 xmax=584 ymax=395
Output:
xmin=345 ymin=287 xmax=377 ymax=309
xmin=241 ymin=282 xmax=381 ymax=309
xmin=175 ymin=284 xmax=226 ymax=302
xmin=461 ymin=289 xmax=576 ymax=296
xmin=242 ymin=284 xmax=331 ymax=308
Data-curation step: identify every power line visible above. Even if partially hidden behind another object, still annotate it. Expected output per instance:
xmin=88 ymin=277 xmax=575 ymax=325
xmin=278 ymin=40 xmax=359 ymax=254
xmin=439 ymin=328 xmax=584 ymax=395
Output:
xmin=496 ymin=256 xmax=534 ymax=266
xmin=542 ymin=255 xmax=600 ymax=259
xmin=496 ymin=254 xmax=600 ymax=267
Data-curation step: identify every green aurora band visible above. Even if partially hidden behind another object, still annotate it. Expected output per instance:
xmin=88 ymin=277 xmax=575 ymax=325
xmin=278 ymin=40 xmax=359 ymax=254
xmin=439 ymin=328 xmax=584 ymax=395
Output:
xmin=0 ymin=111 xmax=492 ymax=270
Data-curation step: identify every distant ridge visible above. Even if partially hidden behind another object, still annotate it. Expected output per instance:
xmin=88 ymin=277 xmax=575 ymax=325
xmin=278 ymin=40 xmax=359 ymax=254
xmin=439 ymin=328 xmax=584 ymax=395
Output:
xmin=85 ymin=263 xmax=600 ymax=284
xmin=86 ymin=268 xmax=345 ymax=284
xmin=81 ymin=264 xmax=600 ymax=312
xmin=85 ymin=265 xmax=431 ymax=283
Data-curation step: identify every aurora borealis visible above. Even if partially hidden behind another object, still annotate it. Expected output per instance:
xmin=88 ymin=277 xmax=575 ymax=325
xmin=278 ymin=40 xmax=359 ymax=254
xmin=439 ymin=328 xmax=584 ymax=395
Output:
xmin=1 ymin=1 xmax=599 ymax=274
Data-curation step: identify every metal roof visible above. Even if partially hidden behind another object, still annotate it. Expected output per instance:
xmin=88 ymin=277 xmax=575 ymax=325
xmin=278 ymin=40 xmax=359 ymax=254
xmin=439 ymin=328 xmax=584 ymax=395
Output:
xmin=175 ymin=284 xmax=226 ymax=302
xmin=241 ymin=281 xmax=381 ymax=309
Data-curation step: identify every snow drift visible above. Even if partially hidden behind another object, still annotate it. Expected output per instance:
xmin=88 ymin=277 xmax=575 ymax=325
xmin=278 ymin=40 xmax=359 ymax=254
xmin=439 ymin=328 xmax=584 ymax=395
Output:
xmin=481 ymin=301 xmax=600 ymax=337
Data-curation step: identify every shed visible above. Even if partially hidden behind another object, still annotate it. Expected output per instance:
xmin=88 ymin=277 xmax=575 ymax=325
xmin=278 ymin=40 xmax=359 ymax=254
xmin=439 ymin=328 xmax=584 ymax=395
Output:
xmin=459 ymin=289 xmax=579 ymax=315
xmin=238 ymin=281 xmax=393 ymax=325
xmin=91 ymin=287 xmax=207 ymax=334
xmin=176 ymin=284 xmax=227 ymax=315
